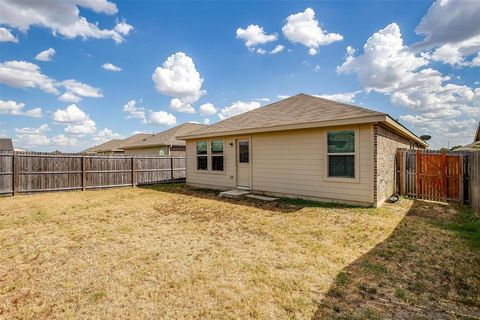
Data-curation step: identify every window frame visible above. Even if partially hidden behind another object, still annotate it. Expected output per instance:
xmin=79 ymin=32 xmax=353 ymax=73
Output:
xmin=324 ymin=127 xmax=360 ymax=183
xmin=210 ymin=139 xmax=225 ymax=172
xmin=194 ymin=138 xmax=226 ymax=174
xmin=196 ymin=141 xmax=208 ymax=171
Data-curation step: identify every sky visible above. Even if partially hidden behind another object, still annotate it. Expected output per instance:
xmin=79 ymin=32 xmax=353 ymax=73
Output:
xmin=0 ymin=0 xmax=479 ymax=151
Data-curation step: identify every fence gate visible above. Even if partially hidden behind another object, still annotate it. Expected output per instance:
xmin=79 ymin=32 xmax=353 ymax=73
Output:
xmin=397 ymin=149 xmax=467 ymax=203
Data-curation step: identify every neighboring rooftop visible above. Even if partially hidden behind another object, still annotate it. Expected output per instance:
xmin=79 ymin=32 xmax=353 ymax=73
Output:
xmin=0 ymin=138 xmax=13 ymax=151
xmin=82 ymin=139 xmax=125 ymax=153
xmin=178 ymin=93 xmax=426 ymax=146
xmin=122 ymin=123 xmax=206 ymax=149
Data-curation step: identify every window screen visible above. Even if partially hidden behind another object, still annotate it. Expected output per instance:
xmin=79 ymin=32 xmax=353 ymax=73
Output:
xmin=196 ymin=141 xmax=208 ymax=170
xmin=327 ymin=130 xmax=355 ymax=178
xmin=211 ymin=140 xmax=224 ymax=171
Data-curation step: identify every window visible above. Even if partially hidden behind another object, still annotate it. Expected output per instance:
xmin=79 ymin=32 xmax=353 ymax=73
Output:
xmin=327 ymin=130 xmax=355 ymax=178
xmin=196 ymin=141 xmax=208 ymax=170
xmin=238 ymin=141 xmax=249 ymax=163
xmin=159 ymin=146 xmax=169 ymax=156
xmin=211 ymin=140 xmax=224 ymax=171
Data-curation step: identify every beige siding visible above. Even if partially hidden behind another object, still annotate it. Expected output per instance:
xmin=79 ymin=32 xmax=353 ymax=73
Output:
xmin=186 ymin=138 xmax=236 ymax=190
xmin=124 ymin=146 xmax=186 ymax=156
xmin=252 ymin=125 xmax=374 ymax=205
xmin=185 ymin=124 xmax=375 ymax=206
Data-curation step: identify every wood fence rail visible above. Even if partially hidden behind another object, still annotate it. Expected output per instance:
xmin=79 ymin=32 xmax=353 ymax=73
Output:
xmin=0 ymin=152 xmax=186 ymax=195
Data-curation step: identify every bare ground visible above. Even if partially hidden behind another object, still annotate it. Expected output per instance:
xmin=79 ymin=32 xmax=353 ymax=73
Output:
xmin=0 ymin=184 xmax=478 ymax=319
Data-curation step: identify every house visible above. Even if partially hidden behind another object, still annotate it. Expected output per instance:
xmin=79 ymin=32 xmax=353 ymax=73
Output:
xmin=82 ymin=139 xmax=128 ymax=154
xmin=121 ymin=123 xmax=206 ymax=156
xmin=455 ymin=121 xmax=480 ymax=151
xmin=177 ymin=94 xmax=427 ymax=207
xmin=0 ymin=138 xmax=13 ymax=152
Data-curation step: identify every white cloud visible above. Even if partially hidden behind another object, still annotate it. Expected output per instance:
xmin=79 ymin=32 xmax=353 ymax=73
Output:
xmin=315 ymin=91 xmax=360 ymax=104
xmin=123 ymin=99 xmax=146 ymax=120
xmin=236 ymin=24 xmax=277 ymax=49
xmin=59 ymin=79 xmax=103 ymax=102
xmin=102 ymin=63 xmax=122 ymax=72
xmin=93 ymin=128 xmax=124 ymax=143
xmin=0 ymin=60 xmax=102 ymax=102
xmin=414 ymin=0 xmax=480 ymax=67
xmin=256 ymin=97 xmax=270 ymax=102
xmin=35 ymin=48 xmax=56 ymax=62
xmin=199 ymin=103 xmax=217 ymax=116
xmin=0 ymin=27 xmax=18 ymax=43
xmin=15 ymin=124 xmax=50 ymax=135
xmin=256 ymin=48 xmax=266 ymax=55
xmin=0 ymin=0 xmax=132 ymax=44
xmin=14 ymin=124 xmax=51 ymax=147
xmin=203 ymin=118 xmax=211 ymax=125
xmin=169 ymin=98 xmax=195 ymax=113
xmin=148 ymin=111 xmax=177 ymax=126
xmin=218 ymin=101 xmax=261 ymax=120
xmin=51 ymin=134 xmax=78 ymax=146
xmin=52 ymin=104 xmax=96 ymax=135
xmin=270 ymin=45 xmax=285 ymax=54
xmin=152 ymin=52 xmax=205 ymax=113
xmin=277 ymin=94 xmax=290 ymax=99
xmin=0 ymin=99 xmax=42 ymax=117
xmin=282 ymin=8 xmax=343 ymax=55
xmin=53 ymin=104 xmax=88 ymax=123
xmin=337 ymin=22 xmax=480 ymax=147
xmin=0 ymin=60 xmax=59 ymax=94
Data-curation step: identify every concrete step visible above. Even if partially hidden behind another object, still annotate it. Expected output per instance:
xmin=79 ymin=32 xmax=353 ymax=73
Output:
xmin=219 ymin=189 xmax=251 ymax=198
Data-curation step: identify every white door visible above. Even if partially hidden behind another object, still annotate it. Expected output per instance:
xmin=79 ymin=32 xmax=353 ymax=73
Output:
xmin=236 ymin=139 xmax=251 ymax=189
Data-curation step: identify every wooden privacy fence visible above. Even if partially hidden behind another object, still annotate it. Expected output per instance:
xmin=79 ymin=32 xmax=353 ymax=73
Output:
xmin=396 ymin=149 xmax=469 ymax=203
xmin=0 ymin=152 xmax=186 ymax=195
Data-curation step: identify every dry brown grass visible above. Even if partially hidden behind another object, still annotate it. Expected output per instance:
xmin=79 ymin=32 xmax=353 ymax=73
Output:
xmin=0 ymin=184 xmax=478 ymax=319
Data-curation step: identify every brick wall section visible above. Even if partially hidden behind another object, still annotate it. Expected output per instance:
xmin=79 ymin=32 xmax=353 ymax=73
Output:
xmin=373 ymin=124 xmax=412 ymax=206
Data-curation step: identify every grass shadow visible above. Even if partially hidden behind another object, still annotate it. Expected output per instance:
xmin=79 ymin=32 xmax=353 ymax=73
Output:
xmin=313 ymin=200 xmax=480 ymax=319
xmin=138 ymin=183 xmax=363 ymax=214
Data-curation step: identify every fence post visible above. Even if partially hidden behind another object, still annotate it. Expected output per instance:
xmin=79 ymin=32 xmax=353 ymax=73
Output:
xmin=170 ymin=157 xmax=174 ymax=182
xmin=131 ymin=156 xmax=136 ymax=187
xmin=82 ymin=156 xmax=86 ymax=191
xmin=12 ymin=152 xmax=18 ymax=196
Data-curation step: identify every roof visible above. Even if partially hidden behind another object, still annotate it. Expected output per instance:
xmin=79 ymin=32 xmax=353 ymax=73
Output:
xmin=178 ymin=94 xmax=427 ymax=147
xmin=83 ymin=139 xmax=125 ymax=153
xmin=122 ymin=123 xmax=207 ymax=149
xmin=0 ymin=138 xmax=13 ymax=151
xmin=456 ymin=140 xmax=480 ymax=151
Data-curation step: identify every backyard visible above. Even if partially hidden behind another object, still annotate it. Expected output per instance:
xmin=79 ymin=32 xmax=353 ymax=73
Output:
xmin=0 ymin=184 xmax=479 ymax=319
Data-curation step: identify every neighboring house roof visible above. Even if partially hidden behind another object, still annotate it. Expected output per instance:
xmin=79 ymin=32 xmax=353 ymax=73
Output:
xmin=0 ymin=138 xmax=13 ymax=151
xmin=122 ymin=123 xmax=207 ymax=149
xmin=178 ymin=93 xmax=428 ymax=147
xmin=82 ymin=139 xmax=125 ymax=153
xmin=456 ymin=141 xmax=480 ymax=151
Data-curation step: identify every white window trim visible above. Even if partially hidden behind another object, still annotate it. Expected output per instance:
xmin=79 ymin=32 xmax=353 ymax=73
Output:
xmin=195 ymin=139 xmax=226 ymax=174
xmin=324 ymin=127 xmax=360 ymax=183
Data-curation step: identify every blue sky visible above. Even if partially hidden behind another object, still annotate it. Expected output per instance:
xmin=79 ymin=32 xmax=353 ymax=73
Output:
xmin=0 ymin=0 xmax=479 ymax=151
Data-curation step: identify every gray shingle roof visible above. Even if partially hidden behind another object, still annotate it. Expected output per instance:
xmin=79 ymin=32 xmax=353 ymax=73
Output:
xmin=0 ymin=138 xmax=13 ymax=151
xmin=181 ymin=94 xmax=385 ymax=138
xmin=122 ymin=123 xmax=206 ymax=149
